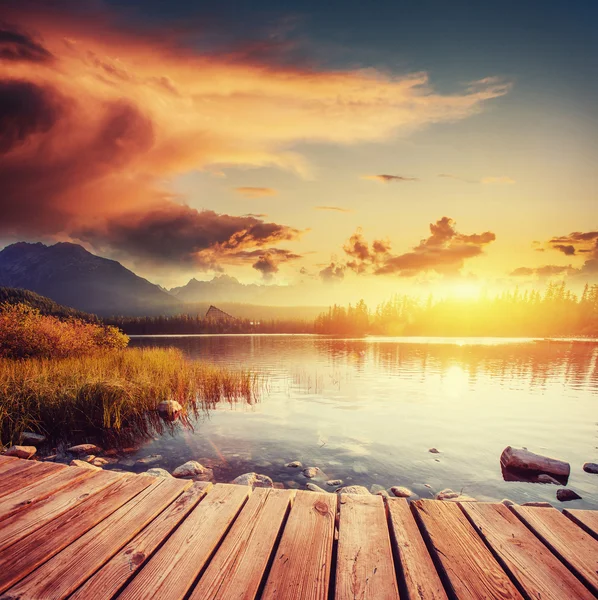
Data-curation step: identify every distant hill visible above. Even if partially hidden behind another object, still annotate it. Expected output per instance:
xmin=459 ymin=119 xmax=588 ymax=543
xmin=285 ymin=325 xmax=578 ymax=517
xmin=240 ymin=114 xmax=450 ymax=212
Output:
xmin=0 ymin=242 xmax=181 ymax=317
xmin=0 ymin=287 xmax=98 ymax=322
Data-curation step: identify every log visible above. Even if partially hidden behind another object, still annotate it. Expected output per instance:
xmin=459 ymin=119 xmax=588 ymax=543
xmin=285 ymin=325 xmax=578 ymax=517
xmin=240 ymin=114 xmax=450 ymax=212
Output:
xmin=500 ymin=446 xmax=570 ymax=478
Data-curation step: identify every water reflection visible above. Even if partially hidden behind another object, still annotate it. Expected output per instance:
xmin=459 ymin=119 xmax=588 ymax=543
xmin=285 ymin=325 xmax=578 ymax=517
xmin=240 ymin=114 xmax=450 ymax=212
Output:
xmin=128 ymin=335 xmax=598 ymax=508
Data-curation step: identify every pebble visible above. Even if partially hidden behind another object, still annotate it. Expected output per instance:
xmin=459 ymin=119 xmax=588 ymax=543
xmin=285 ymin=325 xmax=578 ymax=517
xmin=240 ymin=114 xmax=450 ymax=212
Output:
xmin=302 ymin=467 xmax=319 ymax=478
xmin=91 ymin=457 xmax=118 ymax=467
xmin=119 ymin=458 xmax=136 ymax=467
xmin=428 ymin=448 xmax=440 ymax=454
xmin=80 ymin=455 xmax=96 ymax=463
xmin=556 ymin=488 xmax=582 ymax=502
xmin=172 ymin=461 xmax=207 ymax=478
xmin=135 ymin=454 xmax=162 ymax=466
xmin=327 ymin=479 xmax=343 ymax=487
xmin=232 ymin=472 xmax=274 ymax=488
xmin=4 ymin=445 xmax=36 ymax=459
xmin=70 ymin=459 xmax=101 ymax=470
xmin=583 ymin=462 xmax=598 ymax=474
xmin=436 ymin=488 xmax=476 ymax=502
xmin=68 ymin=444 xmax=102 ymax=455
xmin=391 ymin=486 xmax=413 ymax=498
xmin=306 ymin=483 xmax=328 ymax=493
xmin=336 ymin=485 xmax=371 ymax=495
xmin=286 ymin=461 xmax=302 ymax=468
xmin=145 ymin=468 xmax=173 ymax=478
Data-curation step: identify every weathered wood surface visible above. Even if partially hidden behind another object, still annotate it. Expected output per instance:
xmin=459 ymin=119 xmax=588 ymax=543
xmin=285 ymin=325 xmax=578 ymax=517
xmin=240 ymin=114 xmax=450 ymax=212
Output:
xmin=0 ymin=458 xmax=597 ymax=600
xmin=463 ymin=502 xmax=594 ymax=599
xmin=387 ymin=498 xmax=448 ymax=600
xmin=336 ymin=493 xmax=399 ymax=599
xmin=512 ymin=504 xmax=598 ymax=594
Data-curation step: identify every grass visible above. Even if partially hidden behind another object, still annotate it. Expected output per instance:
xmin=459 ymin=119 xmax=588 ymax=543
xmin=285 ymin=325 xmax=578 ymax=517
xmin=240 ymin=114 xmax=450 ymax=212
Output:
xmin=0 ymin=347 xmax=261 ymax=448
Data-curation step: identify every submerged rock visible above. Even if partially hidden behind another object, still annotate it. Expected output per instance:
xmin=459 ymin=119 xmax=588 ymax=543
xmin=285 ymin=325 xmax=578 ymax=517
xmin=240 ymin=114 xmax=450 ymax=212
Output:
xmin=556 ymin=488 xmax=582 ymax=502
xmin=21 ymin=432 xmax=46 ymax=446
xmin=302 ymin=467 xmax=319 ymax=479
xmin=68 ymin=443 xmax=102 ymax=455
xmin=306 ymin=483 xmax=328 ymax=493
xmin=4 ymin=445 xmax=36 ymax=459
xmin=145 ymin=468 xmax=173 ymax=478
xmin=172 ymin=461 xmax=207 ymax=478
xmin=118 ymin=458 xmax=136 ymax=468
xmin=80 ymin=455 xmax=96 ymax=463
xmin=391 ymin=486 xmax=413 ymax=498
xmin=91 ymin=457 xmax=118 ymax=467
xmin=376 ymin=490 xmax=390 ymax=497
xmin=136 ymin=454 xmax=162 ymax=466
xmin=327 ymin=479 xmax=343 ymax=487
xmin=436 ymin=488 xmax=476 ymax=502
xmin=428 ymin=448 xmax=440 ymax=454
xmin=70 ymin=459 xmax=100 ymax=470
xmin=583 ymin=462 xmax=598 ymax=474
xmin=286 ymin=461 xmax=302 ymax=468
xmin=232 ymin=472 xmax=274 ymax=488
xmin=500 ymin=446 xmax=570 ymax=479
xmin=369 ymin=484 xmax=386 ymax=494
xmin=157 ymin=400 xmax=183 ymax=421
xmin=336 ymin=485 xmax=370 ymax=495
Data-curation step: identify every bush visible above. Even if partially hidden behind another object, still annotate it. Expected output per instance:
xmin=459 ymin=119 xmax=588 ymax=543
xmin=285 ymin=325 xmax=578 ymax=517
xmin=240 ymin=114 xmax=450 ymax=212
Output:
xmin=0 ymin=303 xmax=128 ymax=359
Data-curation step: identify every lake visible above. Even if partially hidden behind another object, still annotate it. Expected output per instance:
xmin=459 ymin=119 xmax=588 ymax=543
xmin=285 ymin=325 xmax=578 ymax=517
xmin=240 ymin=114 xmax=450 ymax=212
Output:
xmin=128 ymin=334 xmax=598 ymax=508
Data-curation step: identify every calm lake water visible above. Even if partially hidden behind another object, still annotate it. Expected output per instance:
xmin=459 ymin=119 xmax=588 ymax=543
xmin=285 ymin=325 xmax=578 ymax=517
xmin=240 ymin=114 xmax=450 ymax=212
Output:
xmin=128 ymin=335 xmax=598 ymax=508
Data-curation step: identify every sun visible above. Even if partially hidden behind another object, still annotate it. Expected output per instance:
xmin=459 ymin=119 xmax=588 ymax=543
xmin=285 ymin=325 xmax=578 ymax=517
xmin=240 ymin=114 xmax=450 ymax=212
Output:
xmin=450 ymin=282 xmax=482 ymax=300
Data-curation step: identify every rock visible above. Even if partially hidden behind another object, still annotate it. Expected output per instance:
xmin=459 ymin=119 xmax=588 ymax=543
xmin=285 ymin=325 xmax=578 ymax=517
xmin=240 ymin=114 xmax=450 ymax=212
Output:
xmin=4 ymin=445 xmax=36 ymax=459
xmin=42 ymin=454 xmax=58 ymax=462
xmin=273 ymin=482 xmax=286 ymax=490
xmin=68 ymin=443 xmax=102 ymax=455
xmin=428 ymin=448 xmax=440 ymax=454
xmin=302 ymin=467 xmax=319 ymax=478
xmin=501 ymin=499 xmax=516 ymax=507
xmin=376 ymin=490 xmax=390 ymax=497
xmin=522 ymin=501 xmax=552 ymax=507
xmin=80 ymin=455 xmax=96 ymax=463
xmin=145 ymin=468 xmax=173 ymax=478
xmin=336 ymin=485 xmax=371 ymax=495
xmin=157 ymin=400 xmax=183 ymax=421
xmin=327 ymin=479 xmax=343 ymax=487
xmin=536 ymin=473 xmax=560 ymax=484
xmin=172 ymin=461 xmax=207 ymax=478
xmin=21 ymin=432 xmax=46 ymax=446
xmin=500 ymin=446 xmax=570 ymax=479
xmin=70 ymin=459 xmax=100 ymax=470
xmin=91 ymin=457 xmax=118 ymax=467
xmin=391 ymin=486 xmax=413 ymax=498
xmin=231 ymin=472 xmax=274 ymax=488
xmin=119 ymin=458 xmax=136 ymax=467
xmin=104 ymin=449 xmax=119 ymax=457
xmin=369 ymin=484 xmax=386 ymax=494
xmin=306 ymin=483 xmax=328 ymax=493
xmin=136 ymin=454 xmax=162 ymax=466
xmin=192 ymin=468 xmax=214 ymax=482
xmin=583 ymin=462 xmax=598 ymax=474
xmin=286 ymin=461 xmax=302 ymax=468
xmin=436 ymin=488 xmax=476 ymax=502
xmin=556 ymin=488 xmax=582 ymax=502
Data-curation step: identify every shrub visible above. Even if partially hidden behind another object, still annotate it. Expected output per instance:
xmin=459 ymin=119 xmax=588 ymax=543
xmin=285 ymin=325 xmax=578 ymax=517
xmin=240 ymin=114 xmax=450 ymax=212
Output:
xmin=0 ymin=303 xmax=128 ymax=359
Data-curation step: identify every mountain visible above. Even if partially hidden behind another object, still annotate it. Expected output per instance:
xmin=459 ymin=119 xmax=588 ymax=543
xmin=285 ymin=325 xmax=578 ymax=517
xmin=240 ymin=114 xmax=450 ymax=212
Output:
xmin=0 ymin=242 xmax=181 ymax=316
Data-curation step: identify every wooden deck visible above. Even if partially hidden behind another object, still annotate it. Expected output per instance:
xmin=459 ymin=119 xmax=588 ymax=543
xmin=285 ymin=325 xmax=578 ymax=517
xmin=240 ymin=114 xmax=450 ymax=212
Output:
xmin=0 ymin=455 xmax=597 ymax=599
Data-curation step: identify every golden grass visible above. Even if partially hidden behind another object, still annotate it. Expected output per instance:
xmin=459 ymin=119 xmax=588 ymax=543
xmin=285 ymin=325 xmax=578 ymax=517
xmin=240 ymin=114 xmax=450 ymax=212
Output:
xmin=0 ymin=347 xmax=261 ymax=447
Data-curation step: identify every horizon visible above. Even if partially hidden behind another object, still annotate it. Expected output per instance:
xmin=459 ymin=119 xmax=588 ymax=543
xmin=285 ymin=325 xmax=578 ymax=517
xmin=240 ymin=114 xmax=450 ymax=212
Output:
xmin=1 ymin=0 xmax=597 ymax=307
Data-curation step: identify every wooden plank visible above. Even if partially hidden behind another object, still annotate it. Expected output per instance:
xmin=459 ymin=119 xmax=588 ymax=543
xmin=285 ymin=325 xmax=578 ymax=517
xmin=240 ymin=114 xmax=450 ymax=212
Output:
xmin=412 ymin=500 xmax=523 ymax=600
xmin=0 ymin=456 xmax=20 ymax=474
xmin=6 ymin=478 xmax=192 ymax=599
xmin=70 ymin=482 xmax=211 ymax=600
xmin=512 ymin=505 xmax=598 ymax=594
xmin=0 ymin=464 xmax=97 ymax=522
xmin=0 ymin=472 xmax=155 ymax=593
xmin=262 ymin=490 xmax=337 ymax=600
xmin=335 ymin=493 xmax=399 ymax=600
xmin=0 ymin=460 xmax=66 ymax=499
xmin=0 ymin=470 xmax=122 ymax=552
xmin=0 ymin=460 xmax=40 ymax=484
xmin=190 ymin=488 xmax=294 ymax=600
xmin=118 ymin=483 xmax=250 ymax=600
xmin=563 ymin=508 xmax=598 ymax=540
xmin=463 ymin=502 xmax=594 ymax=599
xmin=386 ymin=498 xmax=448 ymax=600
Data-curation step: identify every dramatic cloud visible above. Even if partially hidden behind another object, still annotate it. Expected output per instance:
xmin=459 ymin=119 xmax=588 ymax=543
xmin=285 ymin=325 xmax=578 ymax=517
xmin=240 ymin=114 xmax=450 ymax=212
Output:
xmin=480 ymin=176 xmax=515 ymax=185
xmin=251 ymin=250 xmax=301 ymax=279
xmin=0 ymin=1 xmax=509 ymax=274
xmin=319 ymin=262 xmax=345 ymax=282
xmin=0 ymin=25 xmax=54 ymax=63
xmin=314 ymin=206 xmax=353 ymax=213
xmin=553 ymin=244 xmax=576 ymax=256
xmin=340 ymin=217 xmax=496 ymax=277
xmin=234 ymin=187 xmax=277 ymax=198
xmin=362 ymin=174 xmax=419 ymax=183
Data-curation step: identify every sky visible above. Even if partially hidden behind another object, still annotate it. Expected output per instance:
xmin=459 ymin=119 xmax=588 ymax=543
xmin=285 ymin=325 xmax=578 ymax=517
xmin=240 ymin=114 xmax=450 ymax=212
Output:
xmin=1 ymin=0 xmax=597 ymax=305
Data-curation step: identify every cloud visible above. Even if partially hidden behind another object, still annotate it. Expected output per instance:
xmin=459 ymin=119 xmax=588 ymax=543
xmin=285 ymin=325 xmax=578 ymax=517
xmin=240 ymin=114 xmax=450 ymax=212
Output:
xmin=319 ymin=262 xmax=345 ymax=282
xmin=510 ymin=265 xmax=576 ymax=277
xmin=234 ymin=187 xmax=277 ymax=198
xmin=340 ymin=217 xmax=495 ymax=277
xmin=0 ymin=1 xmax=510 ymax=274
xmin=0 ymin=25 xmax=54 ymax=63
xmin=314 ymin=206 xmax=353 ymax=213
xmin=548 ymin=230 xmax=598 ymax=276
xmin=553 ymin=244 xmax=576 ymax=256
xmin=437 ymin=173 xmax=476 ymax=183
xmin=251 ymin=249 xmax=300 ymax=279
xmin=480 ymin=176 xmax=515 ymax=184
xmin=362 ymin=174 xmax=419 ymax=183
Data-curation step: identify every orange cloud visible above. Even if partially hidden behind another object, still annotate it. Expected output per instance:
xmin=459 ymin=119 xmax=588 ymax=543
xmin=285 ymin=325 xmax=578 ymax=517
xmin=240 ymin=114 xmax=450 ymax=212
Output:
xmin=362 ymin=174 xmax=419 ymax=183
xmin=234 ymin=187 xmax=278 ymax=198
